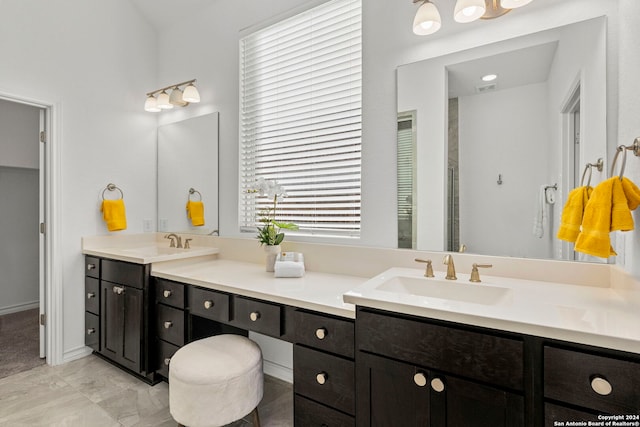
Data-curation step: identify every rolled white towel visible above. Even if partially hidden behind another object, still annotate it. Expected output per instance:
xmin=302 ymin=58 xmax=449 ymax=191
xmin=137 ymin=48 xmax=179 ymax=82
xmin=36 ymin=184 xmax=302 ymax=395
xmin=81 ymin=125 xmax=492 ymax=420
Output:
xmin=274 ymin=260 xmax=305 ymax=278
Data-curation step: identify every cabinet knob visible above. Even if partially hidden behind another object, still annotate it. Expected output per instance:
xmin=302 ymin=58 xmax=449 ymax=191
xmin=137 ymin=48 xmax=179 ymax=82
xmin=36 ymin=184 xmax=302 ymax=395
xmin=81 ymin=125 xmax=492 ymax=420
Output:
xmin=203 ymin=300 xmax=214 ymax=309
xmin=431 ymin=377 xmax=445 ymax=393
xmin=413 ymin=372 xmax=427 ymax=387
xmin=87 ymin=263 xmax=96 ymax=271
xmin=87 ymin=292 xmax=95 ymax=299
xmin=316 ymin=372 xmax=328 ymax=385
xmin=164 ymin=358 xmax=171 ymax=366
xmin=315 ymin=327 xmax=328 ymax=340
xmin=87 ymin=328 xmax=96 ymax=335
xmin=164 ymin=321 xmax=173 ymax=329
xmin=250 ymin=311 xmax=261 ymax=322
xmin=113 ymin=286 xmax=124 ymax=295
xmin=163 ymin=290 xmax=172 ymax=298
xmin=591 ymin=376 xmax=612 ymax=396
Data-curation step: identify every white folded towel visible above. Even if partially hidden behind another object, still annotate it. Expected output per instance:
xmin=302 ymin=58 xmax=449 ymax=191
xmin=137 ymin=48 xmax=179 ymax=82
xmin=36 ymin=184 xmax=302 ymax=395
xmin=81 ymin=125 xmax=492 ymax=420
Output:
xmin=274 ymin=252 xmax=305 ymax=278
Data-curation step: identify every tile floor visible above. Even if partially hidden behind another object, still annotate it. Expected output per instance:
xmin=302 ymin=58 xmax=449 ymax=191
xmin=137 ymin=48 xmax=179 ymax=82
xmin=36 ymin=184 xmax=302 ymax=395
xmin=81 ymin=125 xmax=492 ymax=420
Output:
xmin=0 ymin=355 xmax=293 ymax=427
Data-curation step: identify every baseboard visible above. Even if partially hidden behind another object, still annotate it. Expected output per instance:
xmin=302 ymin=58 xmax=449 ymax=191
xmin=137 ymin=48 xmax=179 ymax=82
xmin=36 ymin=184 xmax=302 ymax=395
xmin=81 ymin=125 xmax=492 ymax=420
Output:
xmin=62 ymin=345 xmax=93 ymax=364
xmin=263 ymin=359 xmax=293 ymax=383
xmin=0 ymin=301 xmax=39 ymax=316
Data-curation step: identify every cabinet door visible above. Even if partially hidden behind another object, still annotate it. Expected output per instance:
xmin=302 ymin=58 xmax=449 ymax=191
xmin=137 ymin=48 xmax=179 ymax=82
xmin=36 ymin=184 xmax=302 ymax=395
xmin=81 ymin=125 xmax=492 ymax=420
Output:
xmin=121 ymin=285 xmax=142 ymax=372
xmin=357 ymin=352 xmax=430 ymax=427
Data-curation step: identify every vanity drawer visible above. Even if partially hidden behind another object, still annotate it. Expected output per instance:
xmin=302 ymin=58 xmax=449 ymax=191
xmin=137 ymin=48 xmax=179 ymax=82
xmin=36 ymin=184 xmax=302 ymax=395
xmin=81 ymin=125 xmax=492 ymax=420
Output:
xmin=233 ymin=296 xmax=282 ymax=337
xmin=156 ymin=304 xmax=185 ymax=346
xmin=357 ymin=309 xmax=524 ymax=390
xmin=545 ymin=402 xmax=604 ymax=424
xmin=156 ymin=339 xmax=180 ymax=378
xmin=544 ymin=346 xmax=640 ymax=414
xmin=294 ymin=310 xmax=354 ymax=358
xmin=295 ymin=395 xmax=354 ymax=427
xmin=294 ymin=345 xmax=355 ymax=415
xmin=85 ymin=312 xmax=99 ymax=350
xmin=85 ymin=256 xmax=100 ymax=279
xmin=102 ymin=259 xmax=145 ymax=289
xmin=85 ymin=277 xmax=100 ymax=315
xmin=154 ymin=278 xmax=185 ymax=309
xmin=189 ymin=287 xmax=230 ymax=322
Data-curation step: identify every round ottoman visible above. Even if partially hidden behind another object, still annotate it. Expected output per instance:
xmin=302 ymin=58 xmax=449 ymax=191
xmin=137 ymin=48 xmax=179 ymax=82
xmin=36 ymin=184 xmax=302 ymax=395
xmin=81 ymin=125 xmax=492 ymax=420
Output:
xmin=169 ymin=334 xmax=263 ymax=427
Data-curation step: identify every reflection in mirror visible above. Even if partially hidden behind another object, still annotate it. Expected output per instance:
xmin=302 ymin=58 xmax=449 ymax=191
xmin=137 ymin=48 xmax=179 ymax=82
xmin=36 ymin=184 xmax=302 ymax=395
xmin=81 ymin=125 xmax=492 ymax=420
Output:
xmin=397 ymin=17 xmax=607 ymax=261
xmin=157 ymin=112 xmax=219 ymax=234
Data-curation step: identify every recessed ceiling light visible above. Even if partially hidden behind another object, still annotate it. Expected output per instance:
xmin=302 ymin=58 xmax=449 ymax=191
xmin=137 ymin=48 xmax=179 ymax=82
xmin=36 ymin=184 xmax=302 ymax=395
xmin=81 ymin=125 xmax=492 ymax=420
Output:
xmin=482 ymin=74 xmax=498 ymax=82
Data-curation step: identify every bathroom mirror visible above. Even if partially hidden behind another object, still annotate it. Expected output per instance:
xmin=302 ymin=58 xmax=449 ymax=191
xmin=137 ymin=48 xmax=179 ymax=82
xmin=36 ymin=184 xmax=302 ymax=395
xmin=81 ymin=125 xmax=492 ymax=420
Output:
xmin=157 ymin=112 xmax=219 ymax=234
xmin=397 ymin=17 xmax=607 ymax=261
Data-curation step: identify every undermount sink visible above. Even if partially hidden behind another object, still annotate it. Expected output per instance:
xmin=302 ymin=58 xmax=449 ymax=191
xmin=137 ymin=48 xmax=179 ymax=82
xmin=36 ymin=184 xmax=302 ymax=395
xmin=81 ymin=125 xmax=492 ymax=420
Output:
xmin=376 ymin=275 xmax=512 ymax=305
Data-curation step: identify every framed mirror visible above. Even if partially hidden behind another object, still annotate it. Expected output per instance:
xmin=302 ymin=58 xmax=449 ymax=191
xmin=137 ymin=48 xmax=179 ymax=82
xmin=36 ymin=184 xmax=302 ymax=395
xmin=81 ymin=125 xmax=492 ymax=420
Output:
xmin=396 ymin=17 xmax=607 ymax=261
xmin=157 ymin=112 xmax=219 ymax=234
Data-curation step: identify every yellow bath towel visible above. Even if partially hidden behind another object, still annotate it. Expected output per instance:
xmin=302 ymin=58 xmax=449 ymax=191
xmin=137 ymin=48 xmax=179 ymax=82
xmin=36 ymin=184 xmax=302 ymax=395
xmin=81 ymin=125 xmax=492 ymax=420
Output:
xmin=622 ymin=177 xmax=640 ymax=210
xmin=556 ymin=186 xmax=592 ymax=243
xmin=186 ymin=200 xmax=205 ymax=226
xmin=101 ymin=199 xmax=127 ymax=232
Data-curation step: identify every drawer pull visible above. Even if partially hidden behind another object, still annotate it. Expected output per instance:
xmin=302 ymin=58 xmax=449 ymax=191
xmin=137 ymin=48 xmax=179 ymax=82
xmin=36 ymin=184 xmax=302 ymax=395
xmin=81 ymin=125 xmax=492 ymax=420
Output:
xmin=203 ymin=300 xmax=214 ymax=309
xmin=87 ymin=292 xmax=95 ymax=299
xmin=431 ymin=377 xmax=445 ymax=393
xmin=163 ymin=290 xmax=172 ymax=298
xmin=413 ymin=372 xmax=427 ymax=387
xmin=164 ymin=321 xmax=173 ymax=329
xmin=87 ymin=263 xmax=96 ymax=271
xmin=315 ymin=327 xmax=328 ymax=340
xmin=591 ymin=376 xmax=612 ymax=396
xmin=250 ymin=311 xmax=261 ymax=322
xmin=113 ymin=286 xmax=125 ymax=295
xmin=316 ymin=372 xmax=328 ymax=385
xmin=87 ymin=328 xmax=96 ymax=335
xmin=164 ymin=358 xmax=171 ymax=366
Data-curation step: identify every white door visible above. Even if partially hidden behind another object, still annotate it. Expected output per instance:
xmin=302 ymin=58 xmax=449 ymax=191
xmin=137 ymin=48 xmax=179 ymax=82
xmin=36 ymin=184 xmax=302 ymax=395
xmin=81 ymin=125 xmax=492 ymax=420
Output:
xmin=38 ymin=109 xmax=46 ymax=359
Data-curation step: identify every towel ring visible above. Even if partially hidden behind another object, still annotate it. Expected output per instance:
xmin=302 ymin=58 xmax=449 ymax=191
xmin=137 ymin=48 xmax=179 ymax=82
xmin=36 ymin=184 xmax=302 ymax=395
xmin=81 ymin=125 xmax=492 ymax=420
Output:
xmin=188 ymin=188 xmax=202 ymax=201
xmin=610 ymin=145 xmax=628 ymax=180
xmin=102 ymin=183 xmax=124 ymax=200
xmin=581 ymin=164 xmax=593 ymax=187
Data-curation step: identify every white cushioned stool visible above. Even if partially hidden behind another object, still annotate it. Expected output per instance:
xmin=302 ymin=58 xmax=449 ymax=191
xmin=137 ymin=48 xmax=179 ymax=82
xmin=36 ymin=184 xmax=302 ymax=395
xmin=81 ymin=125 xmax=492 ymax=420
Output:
xmin=169 ymin=334 xmax=263 ymax=427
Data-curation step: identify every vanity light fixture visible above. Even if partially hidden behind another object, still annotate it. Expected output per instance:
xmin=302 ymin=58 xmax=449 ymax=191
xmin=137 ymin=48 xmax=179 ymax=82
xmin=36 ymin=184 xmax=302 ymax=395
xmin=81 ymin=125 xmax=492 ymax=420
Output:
xmin=412 ymin=0 xmax=535 ymax=35
xmin=144 ymin=79 xmax=200 ymax=112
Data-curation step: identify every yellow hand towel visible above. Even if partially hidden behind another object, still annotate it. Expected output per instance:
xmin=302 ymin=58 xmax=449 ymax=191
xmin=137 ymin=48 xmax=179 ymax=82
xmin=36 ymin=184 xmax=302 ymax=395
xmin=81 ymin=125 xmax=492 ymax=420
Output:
xmin=611 ymin=177 xmax=634 ymax=232
xmin=621 ymin=177 xmax=640 ymax=210
xmin=556 ymin=186 xmax=592 ymax=243
xmin=186 ymin=200 xmax=205 ymax=226
xmin=101 ymin=199 xmax=127 ymax=232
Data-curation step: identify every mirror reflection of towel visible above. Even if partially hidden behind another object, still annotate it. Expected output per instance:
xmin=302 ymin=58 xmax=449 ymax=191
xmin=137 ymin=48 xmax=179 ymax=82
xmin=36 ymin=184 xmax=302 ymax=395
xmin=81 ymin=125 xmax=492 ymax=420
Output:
xmin=101 ymin=199 xmax=127 ymax=231
xmin=557 ymin=186 xmax=592 ymax=243
xmin=186 ymin=201 xmax=205 ymax=226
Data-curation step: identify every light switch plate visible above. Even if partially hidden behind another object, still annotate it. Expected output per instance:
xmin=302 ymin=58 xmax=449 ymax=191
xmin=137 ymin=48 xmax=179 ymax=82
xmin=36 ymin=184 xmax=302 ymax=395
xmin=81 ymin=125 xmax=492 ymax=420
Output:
xmin=143 ymin=219 xmax=153 ymax=233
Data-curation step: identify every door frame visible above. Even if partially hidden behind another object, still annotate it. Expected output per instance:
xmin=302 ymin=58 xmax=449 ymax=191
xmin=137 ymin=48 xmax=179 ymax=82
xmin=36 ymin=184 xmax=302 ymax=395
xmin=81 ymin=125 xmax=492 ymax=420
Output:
xmin=0 ymin=91 xmax=62 ymax=365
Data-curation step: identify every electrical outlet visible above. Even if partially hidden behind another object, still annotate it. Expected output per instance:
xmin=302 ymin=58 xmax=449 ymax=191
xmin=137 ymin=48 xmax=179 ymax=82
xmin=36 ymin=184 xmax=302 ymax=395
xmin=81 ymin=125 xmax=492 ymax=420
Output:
xmin=143 ymin=219 xmax=153 ymax=233
xmin=159 ymin=219 xmax=169 ymax=232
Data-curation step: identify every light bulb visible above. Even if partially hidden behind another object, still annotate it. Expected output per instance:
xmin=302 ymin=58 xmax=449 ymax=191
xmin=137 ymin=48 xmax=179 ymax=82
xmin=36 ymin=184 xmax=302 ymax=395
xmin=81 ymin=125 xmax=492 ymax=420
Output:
xmin=413 ymin=1 xmax=441 ymax=35
xmin=482 ymin=74 xmax=498 ymax=82
xmin=182 ymin=83 xmax=200 ymax=103
xmin=454 ymin=0 xmax=486 ymax=23
xmin=144 ymin=95 xmax=160 ymax=112
xmin=501 ymin=0 xmax=534 ymax=9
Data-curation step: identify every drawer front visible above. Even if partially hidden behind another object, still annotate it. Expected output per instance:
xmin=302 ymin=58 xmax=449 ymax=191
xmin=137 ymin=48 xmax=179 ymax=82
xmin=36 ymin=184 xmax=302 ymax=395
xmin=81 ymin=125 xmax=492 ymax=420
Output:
xmin=357 ymin=309 xmax=524 ymax=390
xmin=295 ymin=395 xmax=355 ymax=427
xmin=156 ymin=339 xmax=180 ymax=379
xmin=156 ymin=304 xmax=185 ymax=346
xmin=189 ymin=287 xmax=230 ymax=322
xmin=544 ymin=346 xmax=640 ymax=414
xmin=294 ymin=345 xmax=355 ymax=415
xmin=234 ymin=297 xmax=282 ymax=337
xmin=102 ymin=259 xmax=145 ymax=289
xmin=85 ymin=256 xmax=100 ymax=278
xmin=85 ymin=312 xmax=99 ymax=350
xmin=545 ymin=402 xmax=606 ymax=424
xmin=294 ymin=310 xmax=354 ymax=358
xmin=85 ymin=277 xmax=100 ymax=315
xmin=154 ymin=278 xmax=185 ymax=309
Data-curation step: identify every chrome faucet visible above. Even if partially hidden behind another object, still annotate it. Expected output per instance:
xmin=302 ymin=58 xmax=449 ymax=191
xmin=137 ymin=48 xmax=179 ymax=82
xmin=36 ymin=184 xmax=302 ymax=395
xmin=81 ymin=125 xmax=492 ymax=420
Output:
xmin=165 ymin=233 xmax=183 ymax=248
xmin=443 ymin=254 xmax=457 ymax=280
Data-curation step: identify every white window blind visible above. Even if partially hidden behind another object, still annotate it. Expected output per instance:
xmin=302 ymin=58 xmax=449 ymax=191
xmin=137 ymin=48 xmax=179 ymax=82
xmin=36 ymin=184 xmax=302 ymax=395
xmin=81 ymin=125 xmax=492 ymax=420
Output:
xmin=239 ymin=0 xmax=362 ymax=237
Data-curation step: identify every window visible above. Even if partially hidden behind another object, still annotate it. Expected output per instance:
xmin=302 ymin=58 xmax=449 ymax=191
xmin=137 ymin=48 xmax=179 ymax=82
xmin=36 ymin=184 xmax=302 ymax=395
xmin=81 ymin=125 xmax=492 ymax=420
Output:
xmin=239 ymin=0 xmax=362 ymax=237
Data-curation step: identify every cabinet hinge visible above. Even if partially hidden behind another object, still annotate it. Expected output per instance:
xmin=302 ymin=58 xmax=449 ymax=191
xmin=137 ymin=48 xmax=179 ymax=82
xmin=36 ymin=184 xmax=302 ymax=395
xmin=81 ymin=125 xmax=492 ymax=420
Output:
xmin=40 ymin=131 xmax=46 ymax=143
xmin=40 ymin=313 xmax=46 ymax=326
xmin=40 ymin=222 xmax=46 ymax=234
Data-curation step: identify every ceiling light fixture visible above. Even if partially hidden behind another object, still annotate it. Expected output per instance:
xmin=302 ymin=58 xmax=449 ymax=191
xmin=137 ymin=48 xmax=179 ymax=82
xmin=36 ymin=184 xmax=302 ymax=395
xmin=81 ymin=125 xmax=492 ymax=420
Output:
xmin=482 ymin=73 xmax=498 ymax=81
xmin=144 ymin=79 xmax=200 ymax=112
xmin=412 ymin=0 xmax=535 ymax=36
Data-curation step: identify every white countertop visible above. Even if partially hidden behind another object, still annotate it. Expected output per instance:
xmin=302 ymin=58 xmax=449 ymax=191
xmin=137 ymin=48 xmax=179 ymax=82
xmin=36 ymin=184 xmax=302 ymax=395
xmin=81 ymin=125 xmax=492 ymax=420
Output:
xmin=151 ymin=257 xmax=363 ymax=318
xmin=83 ymin=245 xmax=220 ymax=264
xmin=344 ymin=267 xmax=640 ymax=354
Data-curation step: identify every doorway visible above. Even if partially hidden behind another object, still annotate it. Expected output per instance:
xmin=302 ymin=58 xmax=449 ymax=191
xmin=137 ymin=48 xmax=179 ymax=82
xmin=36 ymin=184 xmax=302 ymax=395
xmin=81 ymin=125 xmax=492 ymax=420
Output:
xmin=0 ymin=96 xmax=49 ymax=375
xmin=561 ymin=81 xmax=581 ymax=260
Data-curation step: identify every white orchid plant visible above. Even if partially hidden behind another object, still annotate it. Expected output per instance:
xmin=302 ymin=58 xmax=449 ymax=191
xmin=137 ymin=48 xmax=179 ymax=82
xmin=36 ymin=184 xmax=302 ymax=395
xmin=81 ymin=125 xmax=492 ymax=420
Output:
xmin=247 ymin=178 xmax=298 ymax=246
